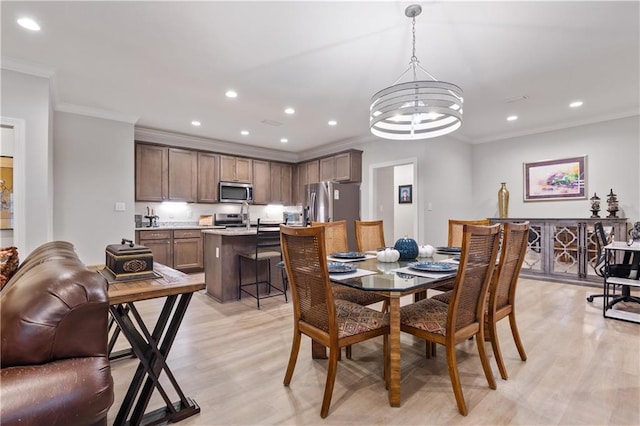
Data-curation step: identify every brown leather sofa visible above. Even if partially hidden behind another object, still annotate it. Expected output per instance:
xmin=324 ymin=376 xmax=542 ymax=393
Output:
xmin=0 ymin=241 xmax=114 ymax=426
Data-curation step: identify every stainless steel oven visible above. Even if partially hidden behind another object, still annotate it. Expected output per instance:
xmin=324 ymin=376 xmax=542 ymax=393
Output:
xmin=219 ymin=182 xmax=253 ymax=203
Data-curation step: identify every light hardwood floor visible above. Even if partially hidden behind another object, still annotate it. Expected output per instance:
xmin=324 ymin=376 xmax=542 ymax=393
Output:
xmin=107 ymin=277 xmax=640 ymax=425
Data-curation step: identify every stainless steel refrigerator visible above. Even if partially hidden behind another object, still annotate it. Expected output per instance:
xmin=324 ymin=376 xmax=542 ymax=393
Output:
xmin=305 ymin=181 xmax=361 ymax=251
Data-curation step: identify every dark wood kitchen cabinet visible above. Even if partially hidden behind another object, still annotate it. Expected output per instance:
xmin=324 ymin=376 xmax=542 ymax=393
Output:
xmin=135 ymin=143 xmax=197 ymax=202
xmin=135 ymin=144 xmax=168 ymax=202
xmin=197 ymin=152 xmax=220 ymax=203
xmin=173 ymin=229 xmax=203 ymax=271
xmin=294 ymin=160 xmax=319 ymax=205
xmin=270 ymin=162 xmax=292 ymax=205
xmin=252 ymin=160 xmax=271 ymax=204
xmin=220 ymin=155 xmax=252 ymax=183
xmin=137 ymin=229 xmax=173 ymax=267
xmin=319 ymin=150 xmax=362 ymax=183
xmin=168 ymin=148 xmax=198 ymax=202
xmin=137 ymin=228 xmax=203 ymax=272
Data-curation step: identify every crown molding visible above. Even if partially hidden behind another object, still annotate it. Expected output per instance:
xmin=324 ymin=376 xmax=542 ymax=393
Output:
xmin=134 ymin=127 xmax=299 ymax=163
xmin=472 ymin=109 xmax=640 ymax=144
xmin=1 ymin=56 xmax=55 ymax=78
xmin=56 ymin=103 xmax=139 ymax=124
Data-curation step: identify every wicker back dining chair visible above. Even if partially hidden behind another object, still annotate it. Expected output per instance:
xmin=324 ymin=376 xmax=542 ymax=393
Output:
xmin=310 ymin=221 xmax=388 ymax=358
xmin=354 ymin=220 xmax=385 ymax=252
xmin=486 ymin=221 xmax=529 ymax=380
xmin=280 ymin=225 xmax=389 ymax=418
xmin=311 ymin=220 xmax=349 ymax=254
xmin=447 ymin=219 xmax=491 ymax=248
xmin=400 ymin=224 xmax=500 ymax=416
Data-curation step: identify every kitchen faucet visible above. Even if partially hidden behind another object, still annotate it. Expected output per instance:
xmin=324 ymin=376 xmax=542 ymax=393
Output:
xmin=240 ymin=201 xmax=250 ymax=229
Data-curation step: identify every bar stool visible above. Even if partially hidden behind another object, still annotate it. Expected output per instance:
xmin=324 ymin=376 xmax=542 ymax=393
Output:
xmin=238 ymin=219 xmax=287 ymax=308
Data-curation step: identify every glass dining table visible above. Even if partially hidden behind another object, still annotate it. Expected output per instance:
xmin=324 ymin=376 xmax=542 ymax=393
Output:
xmin=328 ymin=254 xmax=457 ymax=408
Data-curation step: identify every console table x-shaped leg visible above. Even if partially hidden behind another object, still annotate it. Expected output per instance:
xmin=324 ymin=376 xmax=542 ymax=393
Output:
xmin=110 ymin=293 xmax=200 ymax=426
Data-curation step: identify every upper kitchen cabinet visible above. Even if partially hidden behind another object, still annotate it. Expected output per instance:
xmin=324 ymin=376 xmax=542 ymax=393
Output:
xmin=136 ymin=143 xmax=168 ymax=202
xmin=252 ymin=160 xmax=271 ymax=204
xmin=294 ymin=160 xmax=319 ymax=205
xmin=135 ymin=143 xmax=197 ymax=202
xmin=319 ymin=150 xmax=362 ymax=183
xmin=220 ymin=155 xmax=252 ymax=183
xmin=168 ymin=148 xmax=198 ymax=202
xmin=270 ymin=162 xmax=292 ymax=205
xmin=197 ymin=152 xmax=220 ymax=203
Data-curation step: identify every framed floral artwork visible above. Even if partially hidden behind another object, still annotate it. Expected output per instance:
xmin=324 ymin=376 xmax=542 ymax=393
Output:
xmin=524 ymin=156 xmax=586 ymax=201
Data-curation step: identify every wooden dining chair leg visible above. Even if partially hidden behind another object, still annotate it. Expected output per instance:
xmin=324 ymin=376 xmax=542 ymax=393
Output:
xmin=477 ymin=330 xmax=497 ymax=390
xmin=320 ymin=347 xmax=340 ymax=418
xmin=488 ymin=320 xmax=508 ymax=380
xmin=283 ymin=330 xmax=302 ymax=386
xmin=446 ymin=344 xmax=468 ymax=416
xmin=509 ymin=313 xmax=527 ymax=361
xmin=425 ymin=341 xmax=436 ymax=359
xmin=345 ymin=345 xmax=352 ymax=359
xmin=383 ymin=335 xmax=389 ymax=389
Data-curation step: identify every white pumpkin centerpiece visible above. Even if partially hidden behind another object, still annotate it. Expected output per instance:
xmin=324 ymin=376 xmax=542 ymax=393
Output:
xmin=418 ymin=244 xmax=435 ymax=258
xmin=377 ymin=247 xmax=400 ymax=263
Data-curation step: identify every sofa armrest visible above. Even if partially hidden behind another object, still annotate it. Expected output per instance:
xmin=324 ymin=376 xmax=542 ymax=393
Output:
xmin=0 ymin=357 xmax=114 ymax=426
xmin=1 ymin=258 xmax=109 ymax=367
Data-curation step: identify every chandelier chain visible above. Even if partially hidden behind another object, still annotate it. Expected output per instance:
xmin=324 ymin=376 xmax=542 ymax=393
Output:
xmin=411 ymin=15 xmax=417 ymax=63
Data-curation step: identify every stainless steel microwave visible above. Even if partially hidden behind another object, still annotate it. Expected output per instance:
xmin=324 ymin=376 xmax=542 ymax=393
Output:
xmin=219 ymin=182 xmax=253 ymax=203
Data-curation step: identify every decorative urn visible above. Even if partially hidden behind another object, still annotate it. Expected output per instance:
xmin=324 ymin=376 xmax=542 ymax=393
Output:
xmin=393 ymin=237 xmax=419 ymax=260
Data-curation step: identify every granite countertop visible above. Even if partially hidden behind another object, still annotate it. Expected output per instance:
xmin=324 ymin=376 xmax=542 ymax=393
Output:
xmin=201 ymin=226 xmax=282 ymax=236
xmin=136 ymin=225 xmax=226 ymax=231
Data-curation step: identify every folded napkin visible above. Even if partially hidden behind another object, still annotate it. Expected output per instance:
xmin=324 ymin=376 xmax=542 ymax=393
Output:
xmin=329 ymin=268 xmax=378 ymax=280
xmin=327 ymin=254 xmax=377 ymax=263
xmin=391 ymin=266 xmax=457 ymax=279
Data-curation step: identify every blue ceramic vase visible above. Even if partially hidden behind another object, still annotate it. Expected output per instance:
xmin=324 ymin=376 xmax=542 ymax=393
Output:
xmin=394 ymin=237 xmax=419 ymax=260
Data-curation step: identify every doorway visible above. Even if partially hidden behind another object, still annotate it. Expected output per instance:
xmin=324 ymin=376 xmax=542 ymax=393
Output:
xmin=369 ymin=158 xmax=418 ymax=245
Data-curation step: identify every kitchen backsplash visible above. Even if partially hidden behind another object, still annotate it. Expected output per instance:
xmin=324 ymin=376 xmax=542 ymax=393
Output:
xmin=134 ymin=202 xmax=286 ymax=226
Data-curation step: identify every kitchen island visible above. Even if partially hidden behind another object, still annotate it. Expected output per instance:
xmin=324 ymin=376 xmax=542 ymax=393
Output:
xmin=202 ymin=227 xmax=285 ymax=303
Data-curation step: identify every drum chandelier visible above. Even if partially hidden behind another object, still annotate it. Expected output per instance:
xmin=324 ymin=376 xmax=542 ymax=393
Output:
xmin=370 ymin=4 xmax=463 ymax=140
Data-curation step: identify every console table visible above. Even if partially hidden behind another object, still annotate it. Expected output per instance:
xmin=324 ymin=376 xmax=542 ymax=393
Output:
xmin=490 ymin=218 xmax=628 ymax=284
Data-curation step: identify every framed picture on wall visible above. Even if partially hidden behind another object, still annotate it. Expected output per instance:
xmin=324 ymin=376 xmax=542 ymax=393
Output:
xmin=399 ymin=184 xmax=412 ymax=204
xmin=524 ymin=155 xmax=586 ymax=201
xmin=0 ymin=156 xmax=13 ymax=229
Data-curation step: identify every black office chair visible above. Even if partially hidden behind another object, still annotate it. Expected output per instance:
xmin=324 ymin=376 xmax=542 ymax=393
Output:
xmin=587 ymin=222 xmax=640 ymax=306
xmin=238 ymin=219 xmax=287 ymax=309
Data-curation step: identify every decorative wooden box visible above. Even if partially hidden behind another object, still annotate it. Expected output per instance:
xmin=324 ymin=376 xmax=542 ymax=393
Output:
xmin=105 ymin=239 xmax=155 ymax=281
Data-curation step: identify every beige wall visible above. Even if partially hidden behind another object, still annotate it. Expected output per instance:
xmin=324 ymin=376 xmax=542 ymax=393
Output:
xmin=53 ymin=112 xmax=135 ymax=265
xmin=472 ymin=116 xmax=640 ymax=223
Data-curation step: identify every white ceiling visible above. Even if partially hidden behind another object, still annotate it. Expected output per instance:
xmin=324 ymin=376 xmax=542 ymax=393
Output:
xmin=2 ymin=1 xmax=639 ymax=153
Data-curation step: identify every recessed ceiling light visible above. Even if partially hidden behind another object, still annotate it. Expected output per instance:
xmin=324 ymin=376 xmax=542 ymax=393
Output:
xmin=284 ymin=107 xmax=295 ymax=115
xmin=280 ymin=138 xmax=288 ymax=143
xmin=17 ymin=17 xmax=40 ymax=31
xmin=191 ymin=120 xmax=201 ymax=126
xmin=225 ymin=90 xmax=238 ymax=98
xmin=240 ymin=130 xmax=249 ymax=136
xmin=569 ymin=101 xmax=583 ymax=108
xmin=507 ymin=115 xmax=518 ymax=121
xmin=328 ymin=120 xmax=337 ymax=126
